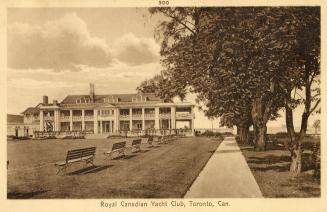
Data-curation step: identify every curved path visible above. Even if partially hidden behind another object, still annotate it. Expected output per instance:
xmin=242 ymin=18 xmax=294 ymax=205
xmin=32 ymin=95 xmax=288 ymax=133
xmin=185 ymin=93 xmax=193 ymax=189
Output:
xmin=184 ymin=136 xmax=263 ymax=198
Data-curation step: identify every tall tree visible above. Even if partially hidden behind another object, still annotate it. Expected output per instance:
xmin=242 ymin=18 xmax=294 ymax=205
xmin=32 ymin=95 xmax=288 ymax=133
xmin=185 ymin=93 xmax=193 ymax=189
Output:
xmin=148 ymin=7 xmax=300 ymax=150
xmin=280 ymin=7 xmax=320 ymax=174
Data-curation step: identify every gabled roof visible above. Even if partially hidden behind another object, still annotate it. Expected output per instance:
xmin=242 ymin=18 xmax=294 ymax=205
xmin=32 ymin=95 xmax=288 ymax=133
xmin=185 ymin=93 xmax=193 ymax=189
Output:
xmin=21 ymin=107 xmax=40 ymax=115
xmin=60 ymin=93 xmax=163 ymax=105
xmin=7 ymin=114 xmax=24 ymax=123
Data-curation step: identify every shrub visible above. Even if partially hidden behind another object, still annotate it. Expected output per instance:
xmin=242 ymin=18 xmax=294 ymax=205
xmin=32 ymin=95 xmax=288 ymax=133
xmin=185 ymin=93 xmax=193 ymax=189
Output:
xmin=194 ymin=130 xmax=201 ymax=136
xmin=220 ymin=132 xmax=234 ymax=137
xmin=200 ymin=130 xmax=224 ymax=141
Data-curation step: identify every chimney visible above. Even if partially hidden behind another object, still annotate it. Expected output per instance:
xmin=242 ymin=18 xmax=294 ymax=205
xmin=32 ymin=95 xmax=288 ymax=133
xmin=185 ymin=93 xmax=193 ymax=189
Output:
xmin=53 ymin=100 xmax=58 ymax=106
xmin=90 ymin=83 xmax=95 ymax=103
xmin=43 ymin=96 xmax=48 ymax=105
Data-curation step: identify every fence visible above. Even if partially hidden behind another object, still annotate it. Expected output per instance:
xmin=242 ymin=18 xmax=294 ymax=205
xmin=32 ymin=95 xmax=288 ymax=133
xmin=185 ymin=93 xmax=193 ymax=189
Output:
xmin=33 ymin=130 xmax=94 ymax=139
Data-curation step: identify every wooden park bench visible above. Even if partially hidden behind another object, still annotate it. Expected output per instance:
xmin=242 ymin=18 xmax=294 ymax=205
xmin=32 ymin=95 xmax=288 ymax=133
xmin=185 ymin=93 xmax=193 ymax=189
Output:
xmin=159 ymin=136 xmax=168 ymax=144
xmin=147 ymin=136 xmax=154 ymax=147
xmin=54 ymin=146 xmax=96 ymax=175
xmin=152 ymin=136 xmax=165 ymax=145
xmin=130 ymin=138 xmax=142 ymax=152
xmin=104 ymin=141 xmax=127 ymax=160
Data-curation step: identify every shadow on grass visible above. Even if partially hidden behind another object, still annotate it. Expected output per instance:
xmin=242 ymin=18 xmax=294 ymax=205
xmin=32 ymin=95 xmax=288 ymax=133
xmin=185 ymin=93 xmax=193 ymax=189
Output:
xmin=253 ymin=165 xmax=290 ymax=172
xmin=248 ymin=153 xmax=315 ymax=172
xmin=248 ymin=155 xmax=291 ymax=164
xmin=68 ymin=165 xmax=113 ymax=175
xmin=8 ymin=190 xmax=48 ymax=199
xmin=124 ymin=155 xmax=137 ymax=160
xmin=240 ymin=146 xmax=254 ymax=151
xmin=111 ymin=154 xmax=137 ymax=160
xmin=265 ymin=143 xmax=287 ymax=151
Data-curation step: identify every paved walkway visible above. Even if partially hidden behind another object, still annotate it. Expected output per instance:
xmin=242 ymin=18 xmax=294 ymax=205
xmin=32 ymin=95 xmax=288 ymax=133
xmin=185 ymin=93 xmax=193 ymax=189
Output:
xmin=184 ymin=136 xmax=263 ymax=198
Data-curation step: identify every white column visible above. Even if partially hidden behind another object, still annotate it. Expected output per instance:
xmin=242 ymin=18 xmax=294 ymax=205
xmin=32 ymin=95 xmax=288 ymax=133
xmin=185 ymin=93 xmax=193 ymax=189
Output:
xmin=115 ymin=109 xmax=119 ymax=133
xmin=58 ymin=110 xmax=61 ymax=131
xmin=142 ymin=108 xmax=145 ymax=131
xmin=53 ymin=111 xmax=56 ymax=131
xmin=109 ymin=120 xmax=112 ymax=133
xmin=171 ymin=106 xmax=176 ymax=129
xmin=155 ymin=107 xmax=160 ymax=130
xmin=82 ymin=110 xmax=85 ymax=131
xmin=129 ymin=108 xmax=133 ymax=131
xmin=94 ymin=109 xmax=98 ymax=133
xmin=54 ymin=110 xmax=60 ymax=131
xmin=39 ymin=110 xmax=44 ymax=131
xmin=100 ymin=121 xmax=103 ymax=134
xmin=191 ymin=106 xmax=195 ymax=136
xmin=69 ymin=110 xmax=73 ymax=131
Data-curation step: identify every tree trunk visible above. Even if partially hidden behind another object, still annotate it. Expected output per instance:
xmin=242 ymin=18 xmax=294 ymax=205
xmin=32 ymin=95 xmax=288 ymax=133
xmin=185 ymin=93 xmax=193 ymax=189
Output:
xmin=252 ymin=123 xmax=258 ymax=146
xmin=254 ymin=125 xmax=266 ymax=151
xmin=285 ymin=100 xmax=303 ymax=175
xmin=238 ymin=126 xmax=249 ymax=144
xmin=290 ymin=144 xmax=302 ymax=174
xmin=251 ymin=96 xmax=268 ymax=151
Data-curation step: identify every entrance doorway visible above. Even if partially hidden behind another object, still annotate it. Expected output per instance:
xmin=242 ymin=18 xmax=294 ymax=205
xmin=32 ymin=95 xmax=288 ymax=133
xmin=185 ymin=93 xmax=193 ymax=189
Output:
xmin=103 ymin=121 xmax=111 ymax=133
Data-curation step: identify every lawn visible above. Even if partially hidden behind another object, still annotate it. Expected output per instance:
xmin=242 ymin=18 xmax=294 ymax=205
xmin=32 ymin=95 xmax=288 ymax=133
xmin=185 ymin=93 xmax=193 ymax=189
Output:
xmin=7 ymin=136 xmax=221 ymax=199
xmin=239 ymin=135 xmax=320 ymax=198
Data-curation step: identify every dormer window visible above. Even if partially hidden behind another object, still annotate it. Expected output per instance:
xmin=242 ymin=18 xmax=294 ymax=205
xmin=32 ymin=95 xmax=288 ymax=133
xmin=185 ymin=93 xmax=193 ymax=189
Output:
xmin=103 ymin=96 xmax=118 ymax=103
xmin=76 ymin=97 xmax=91 ymax=104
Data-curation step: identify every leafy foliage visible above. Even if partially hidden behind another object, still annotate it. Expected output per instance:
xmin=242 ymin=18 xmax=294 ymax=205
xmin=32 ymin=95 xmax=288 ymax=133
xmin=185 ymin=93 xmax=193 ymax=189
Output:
xmin=145 ymin=8 xmax=319 ymax=150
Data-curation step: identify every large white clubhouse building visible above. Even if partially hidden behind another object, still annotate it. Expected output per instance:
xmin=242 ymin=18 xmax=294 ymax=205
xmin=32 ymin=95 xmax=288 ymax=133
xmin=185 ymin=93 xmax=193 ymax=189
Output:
xmin=21 ymin=84 xmax=195 ymax=136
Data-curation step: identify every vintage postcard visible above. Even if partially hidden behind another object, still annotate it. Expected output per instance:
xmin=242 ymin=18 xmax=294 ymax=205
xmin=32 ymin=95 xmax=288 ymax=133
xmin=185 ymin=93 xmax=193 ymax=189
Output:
xmin=0 ymin=0 xmax=326 ymax=212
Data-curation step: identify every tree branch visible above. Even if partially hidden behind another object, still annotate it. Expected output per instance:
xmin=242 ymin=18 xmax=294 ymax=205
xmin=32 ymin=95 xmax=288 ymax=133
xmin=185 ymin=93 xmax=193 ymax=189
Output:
xmin=309 ymin=70 xmax=318 ymax=86
xmin=309 ymin=99 xmax=321 ymax=116
xmin=312 ymin=92 xmax=320 ymax=100
xmin=159 ymin=9 xmax=196 ymax=35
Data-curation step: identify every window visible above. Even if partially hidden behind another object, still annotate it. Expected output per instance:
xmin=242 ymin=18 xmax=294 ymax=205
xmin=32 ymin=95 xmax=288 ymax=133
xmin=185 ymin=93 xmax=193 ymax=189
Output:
xmin=100 ymin=109 xmax=112 ymax=116
xmin=137 ymin=123 xmax=142 ymax=129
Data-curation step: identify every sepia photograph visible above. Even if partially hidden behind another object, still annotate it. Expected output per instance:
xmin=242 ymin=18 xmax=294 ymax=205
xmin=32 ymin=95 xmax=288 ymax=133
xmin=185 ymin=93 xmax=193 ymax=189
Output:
xmin=2 ymin=1 xmax=324 ymax=208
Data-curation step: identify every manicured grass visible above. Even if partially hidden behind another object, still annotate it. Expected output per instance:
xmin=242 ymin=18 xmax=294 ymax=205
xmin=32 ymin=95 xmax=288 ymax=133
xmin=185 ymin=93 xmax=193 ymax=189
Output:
xmin=7 ymin=136 xmax=221 ymax=199
xmin=239 ymin=137 xmax=320 ymax=198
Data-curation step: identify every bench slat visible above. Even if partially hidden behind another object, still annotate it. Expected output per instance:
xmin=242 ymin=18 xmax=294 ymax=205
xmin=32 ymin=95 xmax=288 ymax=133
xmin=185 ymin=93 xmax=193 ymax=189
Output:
xmin=68 ymin=147 xmax=96 ymax=154
xmin=132 ymin=139 xmax=142 ymax=145
xmin=66 ymin=147 xmax=96 ymax=161
xmin=112 ymin=142 xmax=126 ymax=150
xmin=66 ymin=150 xmax=95 ymax=157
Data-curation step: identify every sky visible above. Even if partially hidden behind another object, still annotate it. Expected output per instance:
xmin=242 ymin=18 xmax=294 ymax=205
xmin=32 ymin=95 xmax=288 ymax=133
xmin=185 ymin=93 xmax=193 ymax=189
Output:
xmin=6 ymin=8 xmax=320 ymax=131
